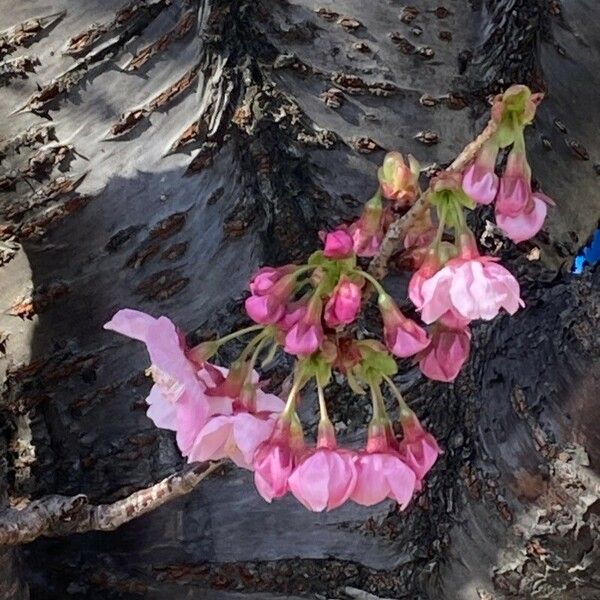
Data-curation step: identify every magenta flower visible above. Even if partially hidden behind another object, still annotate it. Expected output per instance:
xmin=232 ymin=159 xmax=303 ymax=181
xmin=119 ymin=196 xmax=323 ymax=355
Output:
xmin=397 ymin=411 xmax=441 ymax=487
xmin=324 ymin=276 xmax=362 ymax=327
xmin=350 ymin=424 xmax=417 ymax=508
xmin=288 ymin=423 xmax=357 ymax=511
xmin=378 ymin=294 xmax=430 ymax=358
xmin=245 ymin=272 xmax=297 ymax=325
xmin=284 ymin=296 xmax=324 ymax=356
xmin=249 ymin=265 xmax=295 ymax=296
xmin=417 ymin=325 xmax=471 ymax=382
xmin=253 ymin=418 xmax=304 ymax=502
xmin=462 ymin=140 xmax=499 ymax=205
xmin=323 ymin=229 xmax=354 ymax=258
xmin=104 ymin=309 xmax=210 ymax=457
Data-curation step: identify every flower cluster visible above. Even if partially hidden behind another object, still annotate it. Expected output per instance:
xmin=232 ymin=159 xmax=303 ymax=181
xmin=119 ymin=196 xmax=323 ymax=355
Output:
xmin=462 ymin=85 xmax=553 ymax=243
xmin=104 ymin=85 xmax=551 ymax=512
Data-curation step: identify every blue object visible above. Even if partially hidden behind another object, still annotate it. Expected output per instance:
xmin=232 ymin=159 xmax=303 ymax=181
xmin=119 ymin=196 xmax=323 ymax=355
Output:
xmin=572 ymin=227 xmax=600 ymax=274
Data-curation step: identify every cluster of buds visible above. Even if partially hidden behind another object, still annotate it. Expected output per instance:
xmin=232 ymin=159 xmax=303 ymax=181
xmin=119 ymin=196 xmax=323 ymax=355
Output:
xmin=105 ymin=85 xmax=551 ymax=511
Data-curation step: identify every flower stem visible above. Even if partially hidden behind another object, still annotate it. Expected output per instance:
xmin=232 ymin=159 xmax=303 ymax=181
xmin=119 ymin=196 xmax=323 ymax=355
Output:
xmin=432 ymin=203 xmax=447 ymax=248
xmin=214 ymin=324 xmax=264 ymax=347
xmin=382 ymin=374 xmax=412 ymax=418
xmin=355 ymin=268 xmax=387 ymax=296
xmin=316 ymin=380 xmax=330 ymax=424
xmin=368 ymin=380 xmax=388 ymax=423
xmin=282 ymin=378 xmax=303 ymax=419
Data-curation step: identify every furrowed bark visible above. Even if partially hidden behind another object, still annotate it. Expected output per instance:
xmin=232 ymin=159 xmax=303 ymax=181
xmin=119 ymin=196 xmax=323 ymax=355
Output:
xmin=1 ymin=1 xmax=599 ymax=599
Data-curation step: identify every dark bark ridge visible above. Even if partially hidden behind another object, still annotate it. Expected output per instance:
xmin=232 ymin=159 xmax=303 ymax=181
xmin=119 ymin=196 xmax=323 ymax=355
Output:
xmin=0 ymin=0 xmax=599 ymax=598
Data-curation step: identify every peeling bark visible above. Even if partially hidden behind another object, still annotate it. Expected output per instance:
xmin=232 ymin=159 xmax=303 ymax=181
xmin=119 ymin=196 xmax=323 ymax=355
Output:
xmin=1 ymin=0 xmax=599 ymax=599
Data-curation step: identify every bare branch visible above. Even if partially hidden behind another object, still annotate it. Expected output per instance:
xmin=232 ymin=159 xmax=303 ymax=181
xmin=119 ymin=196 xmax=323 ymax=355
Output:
xmin=0 ymin=460 xmax=222 ymax=546
xmin=368 ymin=118 xmax=499 ymax=280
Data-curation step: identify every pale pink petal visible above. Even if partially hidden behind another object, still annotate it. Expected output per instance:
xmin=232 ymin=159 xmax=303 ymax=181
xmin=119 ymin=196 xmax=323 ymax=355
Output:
xmin=496 ymin=195 xmax=547 ymax=243
xmin=382 ymin=456 xmax=417 ymax=509
xmin=289 ymin=452 xmax=331 ymax=512
xmin=145 ymin=384 xmax=177 ymax=430
xmin=351 ymin=454 xmax=390 ymax=506
xmin=104 ymin=308 xmax=155 ymax=342
xmin=255 ymin=390 xmax=285 ymax=413
xmin=188 ymin=416 xmax=233 ymax=464
xmin=420 ymin=268 xmax=454 ymax=324
xmin=232 ymin=413 xmax=277 ymax=469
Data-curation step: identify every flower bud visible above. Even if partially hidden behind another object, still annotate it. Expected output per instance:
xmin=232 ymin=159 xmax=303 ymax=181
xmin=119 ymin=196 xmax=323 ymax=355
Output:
xmin=323 ymin=229 xmax=354 ymax=258
xmin=377 ymin=151 xmax=420 ymax=206
xmin=378 ymin=294 xmax=430 ymax=358
xmin=324 ymin=276 xmax=362 ymax=327
xmin=462 ymin=140 xmax=499 ymax=205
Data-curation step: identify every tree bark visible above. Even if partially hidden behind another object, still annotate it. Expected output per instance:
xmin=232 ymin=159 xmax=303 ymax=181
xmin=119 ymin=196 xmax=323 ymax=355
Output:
xmin=1 ymin=0 xmax=599 ymax=599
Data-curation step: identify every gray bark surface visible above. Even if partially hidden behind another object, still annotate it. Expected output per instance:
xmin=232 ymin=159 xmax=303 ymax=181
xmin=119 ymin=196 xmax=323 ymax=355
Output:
xmin=0 ymin=0 xmax=599 ymax=598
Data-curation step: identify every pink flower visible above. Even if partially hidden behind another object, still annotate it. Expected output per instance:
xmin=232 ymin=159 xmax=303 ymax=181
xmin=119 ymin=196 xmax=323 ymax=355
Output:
xmin=408 ymin=249 xmax=442 ymax=308
xmin=351 ymin=425 xmax=416 ymax=508
xmin=418 ymin=325 xmax=471 ymax=382
xmin=189 ymin=411 xmax=277 ymax=469
xmin=377 ymin=151 xmax=420 ymax=207
xmin=496 ymin=193 xmax=548 ymax=244
xmin=104 ymin=309 xmax=210 ymax=456
xmin=249 ymin=265 xmax=295 ymax=296
xmin=397 ymin=411 xmax=441 ymax=486
xmin=284 ymin=296 xmax=323 ymax=356
xmin=349 ymin=195 xmax=384 ymax=257
xmin=253 ymin=418 xmax=304 ymax=502
xmin=450 ymin=256 xmax=524 ymax=321
xmin=324 ymin=277 xmax=362 ymax=327
xmin=414 ymin=234 xmax=524 ymax=323
xmin=288 ymin=422 xmax=357 ymax=511
xmin=245 ymin=273 xmax=297 ymax=325
xmin=323 ymin=229 xmax=354 ymax=259
xmin=378 ymin=294 xmax=430 ymax=358
xmin=462 ymin=140 xmax=499 ymax=205
xmin=495 ymin=150 xmax=550 ymax=243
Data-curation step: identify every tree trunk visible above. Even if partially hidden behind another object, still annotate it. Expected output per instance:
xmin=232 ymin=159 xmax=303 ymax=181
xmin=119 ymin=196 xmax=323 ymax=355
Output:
xmin=1 ymin=0 xmax=599 ymax=598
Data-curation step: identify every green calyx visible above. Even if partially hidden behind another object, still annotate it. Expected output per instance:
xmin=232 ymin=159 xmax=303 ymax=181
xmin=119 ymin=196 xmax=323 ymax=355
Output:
xmin=494 ymin=86 xmax=540 ymax=148
xmin=350 ymin=340 xmax=398 ymax=389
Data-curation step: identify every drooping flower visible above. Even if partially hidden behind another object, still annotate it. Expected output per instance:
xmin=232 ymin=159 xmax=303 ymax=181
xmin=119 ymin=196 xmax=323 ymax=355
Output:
xmin=349 ymin=194 xmax=384 ymax=257
xmin=397 ymin=411 xmax=441 ymax=486
xmin=351 ymin=423 xmax=417 ymax=508
xmin=104 ymin=309 xmax=210 ymax=456
xmin=288 ymin=421 xmax=357 ymax=512
xmin=377 ymin=151 xmax=420 ymax=207
xmin=462 ymin=140 xmax=500 ymax=205
xmin=249 ymin=265 xmax=296 ymax=296
xmin=417 ymin=324 xmax=471 ymax=382
xmin=253 ymin=417 xmax=305 ymax=502
xmin=378 ymin=294 xmax=430 ymax=358
xmin=414 ymin=234 xmax=524 ymax=323
xmin=284 ymin=295 xmax=324 ymax=356
xmin=494 ymin=148 xmax=550 ymax=243
xmin=245 ymin=272 xmax=297 ymax=325
xmin=324 ymin=276 xmax=362 ymax=327
xmin=323 ymin=229 xmax=354 ymax=259
xmin=188 ymin=381 xmax=285 ymax=469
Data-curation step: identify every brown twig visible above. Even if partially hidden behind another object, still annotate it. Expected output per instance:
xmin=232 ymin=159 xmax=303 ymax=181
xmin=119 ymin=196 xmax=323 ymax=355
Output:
xmin=0 ymin=460 xmax=222 ymax=546
xmin=368 ymin=118 xmax=499 ymax=280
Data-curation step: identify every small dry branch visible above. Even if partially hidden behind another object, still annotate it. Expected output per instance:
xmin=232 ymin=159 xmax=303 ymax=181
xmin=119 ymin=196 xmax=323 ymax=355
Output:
xmin=368 ymin=118 xmax=498 ymax=280
xmin=0 ymin=460 xmax=222 ymax=546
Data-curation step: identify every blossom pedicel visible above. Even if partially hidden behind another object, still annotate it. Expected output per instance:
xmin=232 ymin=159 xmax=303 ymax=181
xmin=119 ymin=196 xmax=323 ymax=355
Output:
xmin=105 ymin=84 xmax=551 ymax=512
